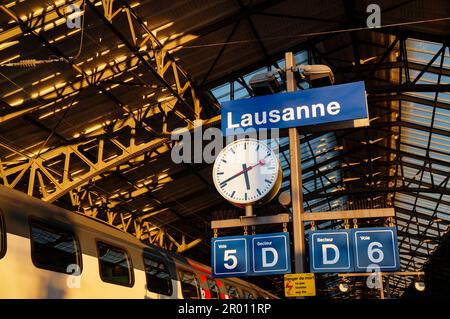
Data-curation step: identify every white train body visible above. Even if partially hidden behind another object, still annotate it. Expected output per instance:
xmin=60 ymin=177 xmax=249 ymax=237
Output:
xmin=0 ymin=186 xmax=276 ymax=299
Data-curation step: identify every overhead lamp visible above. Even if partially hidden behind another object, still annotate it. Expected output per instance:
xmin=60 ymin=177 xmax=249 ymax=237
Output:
xmin=249 ymin=71 xmax=281 ymax=96
xmin=338 ymin=282 xmax=349 ymax=293
xmin=295 ymin=64 xmax=335 ymax=87
xmin=248 ymin=64 xmax=335 ymax=96
xmin=414 ymin=277 xmax=425 ymax=292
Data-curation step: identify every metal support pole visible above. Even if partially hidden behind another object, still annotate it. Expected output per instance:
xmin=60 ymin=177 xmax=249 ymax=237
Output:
xmin=286 ymin=52 xmax=306 ymax=275
xmin=245 ymin=204 xmax=253 ymax=217
xmin=385 ymin=277 xmax=391 ymax=299
xmin=378 ymin=272 xmax=385 ymax=299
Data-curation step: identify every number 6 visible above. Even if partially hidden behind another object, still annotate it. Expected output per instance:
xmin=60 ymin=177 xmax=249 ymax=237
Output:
xmin=224 ymin=249 xmax=238 ymax=269
xmin=368 ymin=242 xmax=384 ymax=263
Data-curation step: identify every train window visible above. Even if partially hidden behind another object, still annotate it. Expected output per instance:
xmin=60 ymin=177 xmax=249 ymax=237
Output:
xmin=226 ymin=285 xmax=240 ymax=299
xmin=207 ymin=279 xmax=220 ymax=299
xmin=30 ymin=220 xmax=81 ymax=274
xmin=0 ymin=211 xmax=5 ymax=259
xmin=243 ymin=290 xmax=255 ymax=299
xmin=143 ymin=256 xmax=172 ymax=296
xmin=179 ymin=271 xmax=200 ymax=299
xmin=97 ymin=241 xmax=134 ymax=287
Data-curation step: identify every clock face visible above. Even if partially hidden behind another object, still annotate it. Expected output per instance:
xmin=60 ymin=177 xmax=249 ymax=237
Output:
xmin=212 ymin=138 xmax=281 ymax=206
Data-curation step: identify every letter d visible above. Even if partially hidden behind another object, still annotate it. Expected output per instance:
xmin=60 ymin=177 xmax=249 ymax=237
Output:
xmin=262 ymin=248 xmax=278 ymax=267
xmin=322 ymin=244 xmax=339 ymax=265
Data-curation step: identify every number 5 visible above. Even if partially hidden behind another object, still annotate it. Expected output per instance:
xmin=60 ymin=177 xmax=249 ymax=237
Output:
xmin=224 ymin=249 xmax=238 ymax=269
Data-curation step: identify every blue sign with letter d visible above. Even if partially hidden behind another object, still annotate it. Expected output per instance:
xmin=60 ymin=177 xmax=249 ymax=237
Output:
xmin=309 ymin=229 xmax=354 ymax=273
xmin=252 ymin=232 xmax=291 ymax=275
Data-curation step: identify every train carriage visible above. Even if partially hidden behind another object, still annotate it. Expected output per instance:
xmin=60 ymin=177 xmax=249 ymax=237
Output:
xmin=0 ymin=186 xmax=276 ymax=299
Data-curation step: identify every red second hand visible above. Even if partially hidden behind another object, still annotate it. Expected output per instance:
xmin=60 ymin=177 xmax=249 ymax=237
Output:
xmin=220 ymin=159 xmax=266 ymax=185
xmin=235 ymin=159 xmax=266 ymax=176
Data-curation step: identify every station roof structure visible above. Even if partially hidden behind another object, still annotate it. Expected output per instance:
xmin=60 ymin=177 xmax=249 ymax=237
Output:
xmin=0 ymin=0 xmax=449 ymax=298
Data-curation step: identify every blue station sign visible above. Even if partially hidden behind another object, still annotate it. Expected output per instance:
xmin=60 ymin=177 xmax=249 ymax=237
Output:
xmin=309 ymin=227 xmax=400 ymax=273
xmin=353 ymin=227 xmax=400 ymax=272
xmin=310 ymin=229 xmax=354 ymax=273
xmin=212 ymin=232 xmax=291 ymax=278
xmin=212 ymin=236 xmax=249 ymax=276
xmin=221 ymin=81 xmax=368 ymax=135
xmin=252 ymin=233 xmax=291 ymax=275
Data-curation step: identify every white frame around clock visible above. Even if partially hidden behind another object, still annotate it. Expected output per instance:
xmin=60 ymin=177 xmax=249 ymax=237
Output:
xmin=212 ymin=138 xmax=282 ymax=207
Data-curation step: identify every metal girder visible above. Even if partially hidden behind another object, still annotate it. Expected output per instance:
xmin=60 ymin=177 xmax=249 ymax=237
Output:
xmin=0 ymin=0 xmax=221 ymax=204
xmin=0 ymin=0 xmax=85 ymax=43
xmin=86 ymin=0 xmax=203 ymax=118
xmin=336 ymin=60 xmax=450 ymax=78
xmin=0 ymin=0 xmax=208 ymax=126
xmin=211 ymin=213 xmax=291 ymax=229
xmin=0 ymin=105 xmax=220 ymax=202
xmin=374 ymin=27 xmax=450 ymax=47
xmin=78 ymin=202 xmax=202 ymax=253
xmin=1 ymin=54 xmax=142 ymax=124
xmin=161 ymin=0 xmax=286 ymax=53
xmin=1 ymin=115 xmax=168 ymax=201
xmin=302 ymin=186 xmax=450 ymax=201
xmin=302 ymin=208 xmax=395 ymax=221
xmin=368 ymin=83 xmax=450 ymax=94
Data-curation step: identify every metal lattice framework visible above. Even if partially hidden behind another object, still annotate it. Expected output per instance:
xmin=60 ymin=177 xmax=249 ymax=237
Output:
xmin=0 ymin=0 xmax=449 ymax=297
xmin=0 ymin=0 xmax=220 ymax=252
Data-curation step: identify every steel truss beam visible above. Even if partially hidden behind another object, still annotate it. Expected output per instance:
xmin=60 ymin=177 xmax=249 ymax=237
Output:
xmin=86 ymin=0 xmax=203 ymax=118
xmin=0 ymin=114 xmax=220 ymax=201
xmin=336 ymin=60 xmax=450 ymax=78
xmin=0 ymin=1 xmax=220 ymax=253
xmin=0 ymin=1 xmax=216 ymax=200
xmin=0 ymin=0 xmax=210 ymax=125
xmin=80 ymin=204 xmax=202 ymax=253
xmin=0 ymin=114 xmax=217 ymax=252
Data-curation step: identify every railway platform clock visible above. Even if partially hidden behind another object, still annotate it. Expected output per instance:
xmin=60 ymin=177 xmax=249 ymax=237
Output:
xmin=212 ymin=138 xmax=282 ymax=208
